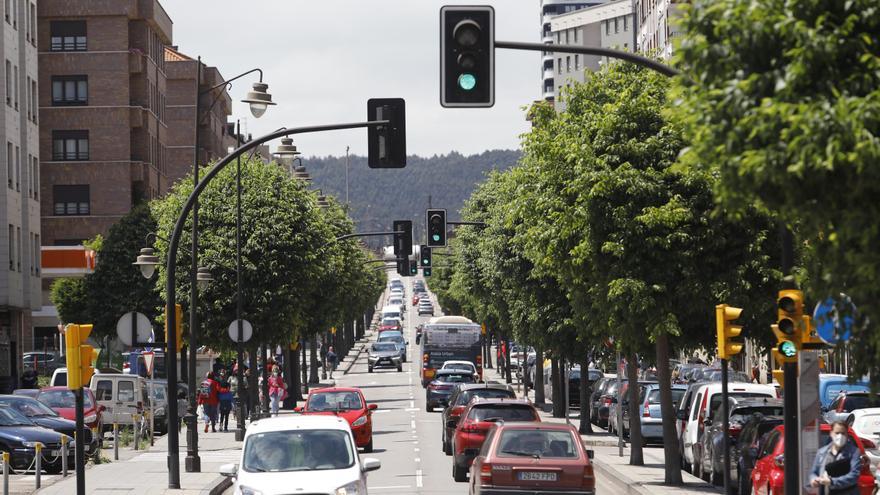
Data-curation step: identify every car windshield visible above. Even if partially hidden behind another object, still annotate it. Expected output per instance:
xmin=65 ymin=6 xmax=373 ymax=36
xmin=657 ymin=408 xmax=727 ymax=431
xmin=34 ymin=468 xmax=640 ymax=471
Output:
xmin=38 ymin=389 xmax=94 ymax=409
xmin=709 ymin=393 xmax=772 ymax=418
xmin=436 ymin=373 xmax=474 ymax=384
xmin=0 ymin=406 xmax=34 ymax=426
xmin=373 ymin=343 xmax=398 ymax=352
xmin=844 ymin=395 xmax=880 ymax=412
xmin=243 ymin=429 xmax=354 ymax=472
xmin=379 ymin=335 xmax=404 ymax=344
xmin=1 ymin=397 xmax=59 ymax=417
xmin=381 ymin=319 xmax=400 ymax=326
xmin=460 ymin=389 xmax=514 ymax=404
xmin=730 ymin=406 xmax=784 ymax=423
xmin=645 ymin=388 xmax=686 ymax=405
xmin=307 ymin=392 xmax=363 ymax=411
xmin=150 ymin=385 xmax=167 ymax=402
xmin=443 ymin=363 xmax=474 ymax=372
xmin=498 ymin=429 xmax=579 ymax=458
xmin=469 ymin=405 xmax=536 ymax=422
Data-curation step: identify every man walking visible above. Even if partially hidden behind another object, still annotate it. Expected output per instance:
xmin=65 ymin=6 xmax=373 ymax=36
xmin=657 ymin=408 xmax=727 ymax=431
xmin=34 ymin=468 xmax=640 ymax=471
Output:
xmin=326 ymin=346 xmax=338 ymax=380
xmin=197 ymin=371 xmax=220 ymax=433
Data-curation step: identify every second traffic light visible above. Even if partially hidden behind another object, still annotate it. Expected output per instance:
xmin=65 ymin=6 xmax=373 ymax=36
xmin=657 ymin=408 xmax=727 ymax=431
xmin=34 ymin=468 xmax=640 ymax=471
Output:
xmin=393 ymin=220 xmax=413 ymax=257
xmin=420 ymin=245 xmax=432 ymax=267
xmin=772 ymin=289 xmax=804 ymax=364
xmin=440 ymin=6 xmax=495 ymax=107
xmin=64 ymin=324 xmax=96 ymax=390
xmin=715 ymin=304 xmax=744 ymax=360
xmin=367 ymin=98 xmax=406 ymax=168
xmin=426 ymin=209 xmax=447 ymax=247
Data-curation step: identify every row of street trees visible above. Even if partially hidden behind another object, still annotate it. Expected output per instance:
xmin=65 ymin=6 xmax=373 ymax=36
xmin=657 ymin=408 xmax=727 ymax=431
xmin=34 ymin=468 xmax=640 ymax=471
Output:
xmin=430 ymin=0 xmax=878 ymax=481
xmin=52 ymin=156 xmax=385 ymax=404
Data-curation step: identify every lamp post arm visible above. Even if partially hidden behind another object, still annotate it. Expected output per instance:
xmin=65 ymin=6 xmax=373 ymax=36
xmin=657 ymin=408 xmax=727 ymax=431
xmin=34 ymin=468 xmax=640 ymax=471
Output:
xmin=335 ymin=231 xmax=404 ymax=242
xmin=494 ymin=41 xmax=681 ymax=78
xmin=199 ymin=68 xmax=264 ymax=96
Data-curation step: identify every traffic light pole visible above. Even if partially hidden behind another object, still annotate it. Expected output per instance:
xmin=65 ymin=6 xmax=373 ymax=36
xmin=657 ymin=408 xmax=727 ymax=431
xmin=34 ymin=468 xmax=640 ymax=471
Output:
xmin=784 ymin=362 xmax=799 ymax=495
xmin=74 ymin=387 xmax=85 ymax=495
xmin=720 ymin=358 xmax=731 ymax=495
xmin=335 ymin=231 xmax=404 ymax=242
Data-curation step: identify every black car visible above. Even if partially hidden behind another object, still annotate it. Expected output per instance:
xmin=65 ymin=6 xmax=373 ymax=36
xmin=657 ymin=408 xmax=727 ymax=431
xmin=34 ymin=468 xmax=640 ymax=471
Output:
xmin=0 ymin=405 xmax=74 ymax=473
xmin=568 ymin=368 xmax=603 ymax=408
xmin=426 ymin=370 xmax=476 ymax=412
xmin=591 ymin=377 xmax=627 ymax=428
xmin=440 ymin=383 xmax=515 ymax=455
xmin=698 ymin=397 xmax=784 ymax=486
xmin=734 ymin=413 xmax=784 ymax=495
xmin=0 ymin=395 xmax=94 ymax=456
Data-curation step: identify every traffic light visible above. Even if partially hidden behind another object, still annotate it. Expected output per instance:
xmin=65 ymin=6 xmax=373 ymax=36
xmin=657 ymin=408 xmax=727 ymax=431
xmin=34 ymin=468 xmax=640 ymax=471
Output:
xmin=396 ymin=257 xmax=410 ymax=277
xmin=426 ymin=209 xmax=447 ymax=247
xmin=440 ymin=6 xmax=495 ymax=107
xmin=420 ymin=245 xmax=432 ymax=267
xmin=772 ymin=369 xmax=785 ymax=388
xmin=64 ymin=324 xmax=95 ymax=390
xmin=410 ymin=257 xmax=418 ymax=276
xmin=771 ymin=289 xmax=804 ymax=364
xmin=164 ymin=304 xmax=183 ymax=353
xmin=423 ymin=267 xmax=432 ymax=277
xmin=393 ymin=220 xmax=413 ymax=257
xmin=367 ymin=98 xmax=406 ymax=168
xmin=715 ymin=304 xmax=744 ymax=360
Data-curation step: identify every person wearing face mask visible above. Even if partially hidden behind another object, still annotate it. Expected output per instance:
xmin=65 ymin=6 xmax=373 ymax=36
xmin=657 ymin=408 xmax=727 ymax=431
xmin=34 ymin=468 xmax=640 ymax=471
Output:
xmin=809 ymin=421 xmax=862 ymax=494
xmin=267 ymin=365 xmax=287 ymax=416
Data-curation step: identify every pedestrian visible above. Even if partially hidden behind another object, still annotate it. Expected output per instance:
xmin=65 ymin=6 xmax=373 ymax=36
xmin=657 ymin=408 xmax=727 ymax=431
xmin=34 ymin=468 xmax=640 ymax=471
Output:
xmin=217 ymin=369 xmax=233 ymax=432
xmin=197 ymin=371 xmax=220 ymax=433
xmin=267 ymin=365 xmax=287 ymax=416
xmin=20 ymin=368 xmax=37 ymax=389
xmin=809 ymin=421 xmax=862 ymax=494
xmin=241 ymin=366 xmax=252 ymax=419
xmin=212 ymin=357 xmax=225 ymax=377
xmin=326 ymin=346 xmax=338 ymax=379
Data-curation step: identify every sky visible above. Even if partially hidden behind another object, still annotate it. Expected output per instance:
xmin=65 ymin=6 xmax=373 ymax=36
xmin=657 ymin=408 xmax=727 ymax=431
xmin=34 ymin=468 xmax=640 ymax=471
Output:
xmin=162 ymin=1 xmax=540 ymax=158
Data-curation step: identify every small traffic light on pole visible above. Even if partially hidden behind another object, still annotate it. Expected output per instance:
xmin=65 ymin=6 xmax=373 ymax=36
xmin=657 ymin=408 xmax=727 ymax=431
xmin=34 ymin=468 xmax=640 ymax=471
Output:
xmin=715 ymin=304 xmax=744 ymax=360
xmin=772 ymin=289 xmax=804 ymax=364
xmin=396 ymin=257 xmax=409 ymax=277
xmin=64 ymin=324 xmax=95 ymax=390
xmin=423 ymin=267 xmax=432 ymax=277
xmin=440 ymin=6 xmax=495 ymax=107
xmin=410 ymin=257 xmax=418 ymax=276
xmin=426 ymin=208 xmax=447 ymax=247
xmin=367 ymin=98 xmax=406 ymax=168
xmin=420 ymin=245 xmax=432 ymax=267
xmin=165 ymin=304 xmax=183 ymax=353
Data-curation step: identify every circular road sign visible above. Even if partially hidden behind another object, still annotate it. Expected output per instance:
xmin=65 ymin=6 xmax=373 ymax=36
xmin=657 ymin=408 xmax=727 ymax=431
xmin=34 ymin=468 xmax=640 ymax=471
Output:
xmin=228 ymin=319 xmax=253 ymax=343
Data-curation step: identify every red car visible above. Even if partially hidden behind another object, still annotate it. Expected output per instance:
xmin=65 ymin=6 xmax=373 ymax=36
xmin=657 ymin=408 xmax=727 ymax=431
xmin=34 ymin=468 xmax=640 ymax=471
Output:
xmin=751 ymin=424 xmax=875 ymax=495
xmin=450 ymin=398 xmax=541 ymax=482
xmin=412 ymin=295 xmax=420 ymax=306
xmin=295 ymin=387 xmax=377 ymax=452
xmin=35 ymin=387 xmax=104 ymax=440
xmin=468 ymin=423 xmax=596 ymax=495
xmin=378 ymin=318 xmax=403 ymax=334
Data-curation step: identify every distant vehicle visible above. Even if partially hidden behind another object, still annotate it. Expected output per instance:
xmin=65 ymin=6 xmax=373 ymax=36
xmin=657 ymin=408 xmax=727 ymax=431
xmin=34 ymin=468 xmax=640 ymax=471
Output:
xmin=468 ymin=422 xmax=595 ymax=494
xmin=148 ymin=379 xmax=188 ymax=435
xmin=295 ymin=388 xmax=378 ymax=452
xmin=846 ymin=408 xmax=880 ymax=476
xmin=689 ymin=367 xmax=751 ymax=383
xmin=589 ymin=376 xmax=616 ymax=427
xmin=672 ymin=363 xmax=707 ymax=384
xmin=0 ymin=405 xmax=74 ymax=474
xmin=441 ymin=383 xmax=516 ymax=456
xmin=421 ymin=316 xmax=483 ymax=387
xmin=36 ymin=387 xmax=105 ymax=443
xmin=367 ymin=342 xmax=403 ymax=373
xmin=638 ymin=383 xmax=687 ymax=444
xmin=418 ymin=304 xmax=435 ymax=316
xmin=426 ymin=370 xmax=476 ymax=412
xmin=449 ymin=398 xmax=540 ymax=482
xmin=89 ymin=373 xmax=151 ymax=432
xmin=566 ymin=367 xmax=603 ymax=408
xmin=378 ymin=318 xmax=402 ymax=333
xmin=440 ymin=360 xmax=478 ymax=379
xmin=593 ymin=378 xmax=627 ymax=430
xmin=12 ymin=389 xmax=40 ymax=399
xmin=380 ymin=305 xmax=403 ymax=322
xmin=122 ymin=350 xmax=166 ymax=379
xmin=819 ymin=374 xmax=871 ymax=409
xmin=50 ymin=367 xmax=122 ymax=388
xmin=609 ymin=381 xmax=657 ymax=438
xmin=377 ymin=333 xmax=407 ymax=362
xmin=220 ymin=415 xmax=381 ymax=495
xmin=823 ymin=391 xmax=880 ymax=424
xmin=734 ymin=414 xmax=784 ymax=495
xmin=22 ymin=351 xmax=64 ymax=374
xmin=0 ymin=395 xmax=96 ymax=456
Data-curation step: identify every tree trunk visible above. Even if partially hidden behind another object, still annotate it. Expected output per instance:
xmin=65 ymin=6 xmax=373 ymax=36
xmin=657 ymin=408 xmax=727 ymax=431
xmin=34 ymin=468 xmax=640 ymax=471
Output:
xmin=260 ymin=345 xmax=270 ymax=415
xmin=579 ymin=354 xmax=593 ymax=434
xmin=551 ymin=357 xmax=564 ymax=418
xmin=627 ymin=354 xmax=644 ymax=465
xmin=301 ymin=343 xmax=309 ymax=394
xmin=309 ymin=339 xmax=320 ymax=384
xmin=504 ymin=339 xmax=513 ymax=384
xmin=534 ymin=347 xmax=545 ymax=405
xmin=656 ymin=331 xmax=683 ymax=485
xmin=283 ymin=346 xmax=296 ymax=408
xmin=291 ymin=343 xmax=304 ymax=400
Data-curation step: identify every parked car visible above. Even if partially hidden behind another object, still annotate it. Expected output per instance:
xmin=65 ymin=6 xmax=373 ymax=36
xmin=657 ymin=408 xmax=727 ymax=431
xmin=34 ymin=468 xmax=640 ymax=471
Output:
xmin=12 ymin=389 xmax=40 ymax=399
xmin=679 ymin=382 xmax=776 ymax=475
xmin=0 ymin=395 xmax=95 ymax=457
xmin=846 ymin=407 xmax=880 ymax=476
xmin=367 ymin=342 xmax=403 ymax=373
xmin=818 ymin=373 xmax=870 ymax=409
xmin=418 ymin=303 xmax=435 ymax=316
xmin=441 ymin=383 xmax=516 ymax=456
xmin=295 ymin=387 xmax=378 ymax=452
xmin=0 ymin=405 xmax=74 ymax=474
xmin=823 ymin=391 xmax=880 ymax=424
xmin=440 ymin=360 xmax=479 ymax=380
xmin=734 ymin=414 xmax=784 ymax=495
xmin=568 ymin=367 xmax=604 ymax=408
xmin=751 ymin=423 xmax=875 ymax=495
xmin=589 ymin=376 xmax=618 ymax=427
xmin=146 ymin=379 xmax=188 ymax=435
xmin=638 ymin=383 xmax=687 ymax=444
xmin=672 ymin=363 xmax=707 ymax=384
xmin=426 ymin=369 xmax=477 ymax=412
xmin=697 ymin=397 xmax=784 ymax=485
xmin=688 ymin=367 xmax=752 ymax=383
xmin=22 ymin=351 xmax=65 ymax=375
xmin=449 ymin=398 xmax=540 ymax=482
xmin=35 ymin=387 xmax=105 ymax=442
xmin=220 ymin=415 xmax=380 ymax=495
xmin=89 ymin=373 xmax=151 ymax=432
xmin=609 ymin=381 xmax=656 ymax=438
xmin=377 ymin=318 xmax=403 ymax=333
xmin=467 ymin=422 xmax=595 ymax=494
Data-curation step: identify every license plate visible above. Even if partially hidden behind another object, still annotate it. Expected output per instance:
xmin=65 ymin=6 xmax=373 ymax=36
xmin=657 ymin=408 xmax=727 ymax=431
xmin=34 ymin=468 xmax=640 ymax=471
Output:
xmin=518 ymin=471 xmax=557 ymax=481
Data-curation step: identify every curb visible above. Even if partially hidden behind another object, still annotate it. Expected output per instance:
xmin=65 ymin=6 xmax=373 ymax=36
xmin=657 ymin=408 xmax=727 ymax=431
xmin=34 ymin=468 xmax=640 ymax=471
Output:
xmin=591 ymin=458 xmax=646 ymax=495
xmin=202 ymin=475 xmax=233 ymax=495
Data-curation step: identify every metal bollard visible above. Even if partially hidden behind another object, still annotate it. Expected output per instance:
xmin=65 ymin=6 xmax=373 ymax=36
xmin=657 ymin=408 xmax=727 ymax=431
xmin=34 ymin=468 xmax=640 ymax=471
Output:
xmin=61 ymin=435 xmax=68 ymax=477
xmin=113 ymin=423 xmax=119 ymax=461
xmin=3 ymin=451 xmax=9 ymax=495
xmin=34 ymin=442 xmax=42 ymax=489
xmin=132 ymin=415 xmax=139 ymax=451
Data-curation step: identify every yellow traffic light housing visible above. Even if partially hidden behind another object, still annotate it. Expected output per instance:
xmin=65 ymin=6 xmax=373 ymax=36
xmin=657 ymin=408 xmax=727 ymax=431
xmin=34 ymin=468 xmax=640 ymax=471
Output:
xmin=715 ymin=304 xmax=744 ymax=360
xmin=772 ymin=369 xmax=784 ymax=388
xmin=64 ymin=324 xmax=94 ymax=390
xmin=164 ymin=304 xmax=183 ymax=353
xmin=772 ymin=289 xmax=805 ymax=364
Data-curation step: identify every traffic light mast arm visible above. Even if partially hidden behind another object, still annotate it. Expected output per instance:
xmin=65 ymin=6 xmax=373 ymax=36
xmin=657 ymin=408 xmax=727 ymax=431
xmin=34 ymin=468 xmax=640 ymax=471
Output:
xmin=447 ymin=221 xmax=487 ymax=227
xmin=493 ymin=41 xmax=681 ymax=78
xmin=335 ymin=230 xmax=404 ymax=242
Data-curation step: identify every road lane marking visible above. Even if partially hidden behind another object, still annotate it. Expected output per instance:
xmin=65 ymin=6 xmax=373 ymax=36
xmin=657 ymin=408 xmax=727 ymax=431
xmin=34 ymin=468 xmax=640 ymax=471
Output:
xmin=371 ymin=485 xmax=412 ymax=490
xmin=405 ymin=408 xmax=420 ymax=412
xmin=416 ymin=469 xmax=423 ymax=488
xmin=411 ymin=420 xmax=416 ymax=429
xmin=410 ymin=400 xmax=415 ymax=408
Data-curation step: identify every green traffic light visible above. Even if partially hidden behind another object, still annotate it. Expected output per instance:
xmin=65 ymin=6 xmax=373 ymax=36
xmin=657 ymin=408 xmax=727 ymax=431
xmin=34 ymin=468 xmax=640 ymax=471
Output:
xmin=423 ymin=259 xmax=429 ymax=265
xmin=779 ymin=340 xmax=797 ymax=357
xmin=432 ymin=234 xmax=440 ymax=241
xmin=458 ymin=73 xmax=476 ymax=91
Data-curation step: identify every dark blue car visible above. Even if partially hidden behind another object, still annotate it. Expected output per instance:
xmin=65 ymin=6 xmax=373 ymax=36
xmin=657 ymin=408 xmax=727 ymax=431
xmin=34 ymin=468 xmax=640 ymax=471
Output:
xmin=425 ymin=369 xmax=475 ymax=412
xmin=0 ymin=405 xmax=73 ymax=473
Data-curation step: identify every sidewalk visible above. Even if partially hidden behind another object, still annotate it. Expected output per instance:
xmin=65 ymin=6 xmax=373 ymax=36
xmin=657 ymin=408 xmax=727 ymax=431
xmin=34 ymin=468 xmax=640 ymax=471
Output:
xmin=489 ymin=367 xmax=721 ymax=495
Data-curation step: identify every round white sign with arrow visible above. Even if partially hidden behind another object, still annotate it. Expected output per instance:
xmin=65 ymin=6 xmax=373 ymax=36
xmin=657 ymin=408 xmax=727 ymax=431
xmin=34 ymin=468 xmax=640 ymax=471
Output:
xmin=228 ymin=319 xmax=253 ymax=343
xmin=116 ymin=312 xmax=152 ymax=346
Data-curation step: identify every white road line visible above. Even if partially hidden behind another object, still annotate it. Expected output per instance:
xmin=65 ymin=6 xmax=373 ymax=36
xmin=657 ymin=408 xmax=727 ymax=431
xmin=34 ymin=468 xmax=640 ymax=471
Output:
xmin=414 ymin=447 xmax=420 ymax=452
xmin=411 ymin=420 xmax=416 ymax=429
xmin=405 ymin=408 xmax=420 ymax=412
xmin=416 ymin=469 xmax=423 ymax=488
xmin=414 ymin=457 xmax=420 ymax=463
xmin=371 ymin=485 xmax=412 ymax=490
xmin=410 ymin=400 xmax=415 ymax=408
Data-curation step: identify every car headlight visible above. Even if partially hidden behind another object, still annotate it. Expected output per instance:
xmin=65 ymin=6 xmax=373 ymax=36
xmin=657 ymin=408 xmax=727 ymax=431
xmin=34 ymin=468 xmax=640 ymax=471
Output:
xmin=352 ymin=415 xmax=368 ymax=427
xmin=336 ymin=480 xmax=365 ymax=495
xmin=84 ymin=414 xmax=97 ymax=424
xmin=238 ymin=486 xmax=263 ymax=495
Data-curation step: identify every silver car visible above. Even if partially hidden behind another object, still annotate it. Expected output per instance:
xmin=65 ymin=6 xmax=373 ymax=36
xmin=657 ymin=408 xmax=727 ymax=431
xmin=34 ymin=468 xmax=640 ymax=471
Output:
xmin=368 ymin=342 xmax=402 ymax=373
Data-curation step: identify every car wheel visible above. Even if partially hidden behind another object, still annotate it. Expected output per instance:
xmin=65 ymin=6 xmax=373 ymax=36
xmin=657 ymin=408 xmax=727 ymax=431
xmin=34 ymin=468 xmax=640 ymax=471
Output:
xmin=397 ymin=365 xmax=403 ymax=372
xmin=692 ymin=447 xmax=702 ymax=480
xmin=368 ymin=366 xmax=374 ymax=373
xmin=427 ymin=403 xmax=434 ymax=413
xmin=453 ymin=461 xmax=468 ymax=482
xmin=363 ymin=437 xmax=374 ymax=453
xmin=443 ymin=437 xmax=452 ymax=456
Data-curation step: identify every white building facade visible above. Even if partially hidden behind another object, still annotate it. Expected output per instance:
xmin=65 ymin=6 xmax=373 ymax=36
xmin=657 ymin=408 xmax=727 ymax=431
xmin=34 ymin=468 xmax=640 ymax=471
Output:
xmin=634 ymin=0 xmax=684 ymax=58
xmin=541 ymin=0 xmax=609 ymax=102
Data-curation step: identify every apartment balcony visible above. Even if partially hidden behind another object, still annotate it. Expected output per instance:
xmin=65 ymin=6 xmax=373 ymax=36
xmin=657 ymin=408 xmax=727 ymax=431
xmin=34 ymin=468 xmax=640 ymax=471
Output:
xmin=544 ymin=68 xmax=556 ymax=80
xmin=543 ymin=89 xmax=556 ymax=100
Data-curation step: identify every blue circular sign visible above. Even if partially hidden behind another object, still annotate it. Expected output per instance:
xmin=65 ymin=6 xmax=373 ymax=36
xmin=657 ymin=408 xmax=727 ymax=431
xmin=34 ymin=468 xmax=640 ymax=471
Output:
xmin=813 ymin=294 xmax=855 ymax=345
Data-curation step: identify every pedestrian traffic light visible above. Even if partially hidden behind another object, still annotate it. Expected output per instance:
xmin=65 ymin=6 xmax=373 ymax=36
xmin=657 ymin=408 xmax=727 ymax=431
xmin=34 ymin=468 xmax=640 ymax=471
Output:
xmin=164 ymin=304 xmax=183 ymax=353
xmin=440 ymin=6 xmax=495 ymax=107
xmin=410 ymin=257 xmax=418 ymax=276
xmin=772 ymin=289 xmax=804 ymax=364
xmin=393 ymin=220 xmax=413 ymax=257
xmin=423 ymin=267 xmax=432 ymax=277
xmin=64 ymin=324 xmax=95 ymax=390
xmin=426 ymin=209 xmax=447 ymax=247
xmin=715 ymin=304 xmax=744 ymax=360
xmin=420 ymin=245 xmax=432 ymax=267
xmin=367 ymin=98 xmax=406 ymax=168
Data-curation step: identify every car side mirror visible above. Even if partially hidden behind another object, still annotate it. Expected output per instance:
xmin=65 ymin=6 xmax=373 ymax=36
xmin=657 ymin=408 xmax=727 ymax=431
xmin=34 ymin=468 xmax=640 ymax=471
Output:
xmin=219 ymin=463 xmax=238 ymax=477
xmin=368 ymin=404 xmax=378 ymax=410
xmin=362 ymin=457 xmax=381 ymax=472
xmin=446 ymin=419 xmax=457 ymax=429
xmin=586 ymin=449 xmax=595 ymax=460
xmin=676 ymin=410 xmax=687 ymax=421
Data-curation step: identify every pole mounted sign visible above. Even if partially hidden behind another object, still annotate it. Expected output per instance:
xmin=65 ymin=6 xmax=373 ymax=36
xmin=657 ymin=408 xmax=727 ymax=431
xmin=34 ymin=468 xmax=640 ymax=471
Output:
xmin=116 ymin=311 xmax=154 ymax=348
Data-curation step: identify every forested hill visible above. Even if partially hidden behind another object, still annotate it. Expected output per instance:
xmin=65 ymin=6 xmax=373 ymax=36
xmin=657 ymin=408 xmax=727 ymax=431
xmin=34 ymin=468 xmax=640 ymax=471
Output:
xmin=304 ymin=150 xmax=521 ymax=247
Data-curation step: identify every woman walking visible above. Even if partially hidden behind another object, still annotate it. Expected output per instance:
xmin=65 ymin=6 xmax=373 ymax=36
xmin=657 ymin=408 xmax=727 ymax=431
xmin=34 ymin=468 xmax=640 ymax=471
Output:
xmin=267 ymin=365 xmax=287 ymax=416
xmin=217 ymin=369 xmax=233 ymax=432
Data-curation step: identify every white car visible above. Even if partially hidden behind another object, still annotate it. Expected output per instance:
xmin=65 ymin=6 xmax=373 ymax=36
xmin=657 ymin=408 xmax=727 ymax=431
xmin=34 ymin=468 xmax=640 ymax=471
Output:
xmin=440 ymin=360 xmax=477 ymax=377
xmin=221 ymin=415 xmax=380 ymax=495
xmin=847 ymin=408 xmax=880 ymax=475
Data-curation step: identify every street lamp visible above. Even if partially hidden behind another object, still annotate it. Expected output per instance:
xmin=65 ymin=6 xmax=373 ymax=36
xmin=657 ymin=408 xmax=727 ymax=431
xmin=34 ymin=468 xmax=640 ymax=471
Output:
xmin=196 ymin=267 xmax=213 ymax=291
xmin=134 ymin=248 xmax=160 ymax=279
xmin=293 ymin=166 xmax=312 ymax=181
xmin=241 ymin=82 xmax=275 ymax=118
xmin=274 ymin=138 xmax=303 ymax=175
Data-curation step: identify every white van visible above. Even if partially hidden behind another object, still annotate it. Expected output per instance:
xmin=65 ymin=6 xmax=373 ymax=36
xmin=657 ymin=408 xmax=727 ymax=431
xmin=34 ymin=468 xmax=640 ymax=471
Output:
xmin=89 ymin=373 xmax=151 ymax=430
xmin=381 ymin=305 xmax=403 ymax=322
xmin=680 ymin=382 xmax=775 ymax=469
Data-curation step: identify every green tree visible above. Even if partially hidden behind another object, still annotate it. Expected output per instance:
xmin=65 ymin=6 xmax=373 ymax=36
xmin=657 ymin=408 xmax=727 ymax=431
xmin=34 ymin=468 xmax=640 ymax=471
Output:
xmin=672 ymin=0 xmax=880 ymax=375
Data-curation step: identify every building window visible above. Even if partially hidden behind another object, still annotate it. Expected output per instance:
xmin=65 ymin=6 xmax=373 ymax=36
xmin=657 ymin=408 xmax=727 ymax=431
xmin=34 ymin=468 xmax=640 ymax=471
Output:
xmin=33 ymin=234 xmax=39 ymax=274
xmin=16 ymin=227 xmax=21 ymax=271
xmin=31 ymin=156 xmax=38 ymax=199
xmin=565 ymin=29 xmax=569 ymax=44
xmin=624 ymin=15 xmax=628 ymax=31
xmin=614 ymin=17 xmax=619 ymax=34
xmin=5 ymin=142 xmax=11 ymax=188
xmin=574 ymin=28 xmax=579 ymax=44
xmin=30 ymin=79 xmax=36 ymax=122
xmin=13 ymin=65 xmax=18 ymax=110
xmin=14 ymin=145 xmax=19 ymax=191
xmin=5 ymin=60 xmax=10 ymax=106
xmin=4 ymin=0 xmax=8 ymax=23
xmin=51 ymin=75 xmax=88 ymax=106
xmin=606 ymin=20 xmax=610 ymax=36
xmin=52 ymin=130 xmax=89 ymax=161
xmin=53 ymin=185 xmax=90 ymax=216
xmin=50 ymin=20 xmax=87 ymax=51
xmin=566 ymin=56 xmax=571 ymax=72
xmin=558 ymin=58 xmax=562 ymax=74
xmin=575 ymin=54 xmax=580 ymax=70
xmin=29 ymin=3 xmax=35 ymax=45
xmin=8 ymin=224 xmax=13 ymax=270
